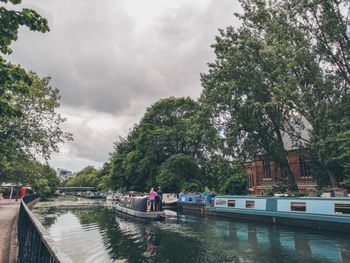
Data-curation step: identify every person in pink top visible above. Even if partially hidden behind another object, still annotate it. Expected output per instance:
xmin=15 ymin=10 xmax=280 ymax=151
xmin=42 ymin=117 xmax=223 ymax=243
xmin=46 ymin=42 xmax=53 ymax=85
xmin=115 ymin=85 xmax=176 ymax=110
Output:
xmin=149 ymin=187 xmax=157 ymax=212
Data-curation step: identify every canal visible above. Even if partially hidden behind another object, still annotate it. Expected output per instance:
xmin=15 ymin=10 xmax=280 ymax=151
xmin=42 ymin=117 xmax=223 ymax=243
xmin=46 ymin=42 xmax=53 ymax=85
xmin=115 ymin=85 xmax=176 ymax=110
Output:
xmin=32 ymin=199 xmax=350 ymax=263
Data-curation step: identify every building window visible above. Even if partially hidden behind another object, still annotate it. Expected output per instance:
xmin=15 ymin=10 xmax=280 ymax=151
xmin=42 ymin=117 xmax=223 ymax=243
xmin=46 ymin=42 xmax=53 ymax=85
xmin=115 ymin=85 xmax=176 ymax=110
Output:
xmin=246 ymin=169 xmax=254 ymax=188
xmin=291 ymin=202 xmax=306 ymax=212
xmin=263 ymin=159 xmax=271 ymax=178
xmin=300 ymin=157 xmax=311 ymax=177
xmin=228 ymin=200 xmax=236 ymax=207
xmin=246 ymin=200 xmax=255 ymax=208
xmin=335 ymin=204 xmax=350 ymax=215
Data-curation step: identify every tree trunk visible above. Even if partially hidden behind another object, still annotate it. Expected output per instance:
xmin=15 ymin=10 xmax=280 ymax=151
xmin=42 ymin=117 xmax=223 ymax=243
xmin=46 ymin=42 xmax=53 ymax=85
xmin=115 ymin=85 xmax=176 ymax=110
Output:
xmin=272 ymin=125 xmax=298 ymax=191
xmin=328 ymin=170 xmax=340 ymax=190
xmin=279 ymin=156 xmax=298 ymax=192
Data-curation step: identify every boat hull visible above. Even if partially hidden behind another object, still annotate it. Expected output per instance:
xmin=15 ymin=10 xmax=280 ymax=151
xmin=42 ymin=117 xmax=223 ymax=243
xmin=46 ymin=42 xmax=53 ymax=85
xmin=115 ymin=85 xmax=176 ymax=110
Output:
xmin=162 ymin=201 xmax=177 ymax=209
xmin=207 ymin=195 xmax=350 ymax=233
xmin=206 ymin=207 xmax=350 ymax=233
xmin=115 ymin=204 xmax=165 ymax=220
xmin=179 ymin=203 xmax=205 ymax=212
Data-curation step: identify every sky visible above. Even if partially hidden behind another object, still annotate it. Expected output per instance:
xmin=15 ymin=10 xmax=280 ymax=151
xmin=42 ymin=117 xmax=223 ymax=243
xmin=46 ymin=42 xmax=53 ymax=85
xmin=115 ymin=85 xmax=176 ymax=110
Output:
xmin=6 ymin=0 xmax=241 ymax=172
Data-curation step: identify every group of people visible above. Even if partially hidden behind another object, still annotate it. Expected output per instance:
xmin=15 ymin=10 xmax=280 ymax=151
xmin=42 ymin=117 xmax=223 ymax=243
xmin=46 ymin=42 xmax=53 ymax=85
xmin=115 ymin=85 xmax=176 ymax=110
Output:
xmin=148 ymin=187 xmax=163 ymax=212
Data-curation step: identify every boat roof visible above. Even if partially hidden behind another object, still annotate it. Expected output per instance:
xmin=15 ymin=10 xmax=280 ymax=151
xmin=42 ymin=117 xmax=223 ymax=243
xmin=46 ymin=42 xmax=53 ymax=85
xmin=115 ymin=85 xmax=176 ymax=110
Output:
xmin=215 ymin=195 xmax=350 ymax=201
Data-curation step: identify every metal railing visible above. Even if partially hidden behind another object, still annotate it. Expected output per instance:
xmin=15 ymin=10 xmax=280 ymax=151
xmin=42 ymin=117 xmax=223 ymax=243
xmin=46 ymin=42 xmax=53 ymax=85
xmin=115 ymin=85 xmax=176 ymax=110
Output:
xmin=17 ymin=194 xmax=73 ymax=263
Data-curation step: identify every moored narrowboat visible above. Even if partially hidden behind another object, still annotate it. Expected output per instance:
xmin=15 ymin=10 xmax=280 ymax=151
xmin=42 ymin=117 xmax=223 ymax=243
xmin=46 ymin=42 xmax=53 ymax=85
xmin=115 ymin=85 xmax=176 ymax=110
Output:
xmin=206 ymin=195 xmax=350 ymax=233
xmin=162 ymin=193 xmax=178 ymax=208
xmin=178 ymin=193 xmax=213 ymax=212
xmin=116 ymin=195 xmax=165 ymax=220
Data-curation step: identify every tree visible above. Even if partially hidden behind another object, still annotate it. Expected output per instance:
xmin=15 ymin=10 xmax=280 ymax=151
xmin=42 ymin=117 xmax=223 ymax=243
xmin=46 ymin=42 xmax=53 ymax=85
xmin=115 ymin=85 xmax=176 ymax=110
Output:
xmin=204 ymin=156 xmax=246 ymax=194
xmin=0 ymin=0 xmax=49 ymax=125
xmin=65 ymin=166 xmax=98 ymax=187
xmin=109 ymin=97 xmax=219 ymax=192
xmin=3 ymin=153 xmax=59 ymax=195
xmin=1 ymin=72 xmax=72 ymax=158
xmin=200 ymin=6 xmax=303 ymax=190
xmin=201 ymin=0 xmax=350 ymax=190
xmin=0 ymin=0 xmax=49 ymax=55
xmin=157 ymin=154 xmax=201 ymax=193
xmin=0 ymin=0 xmax=72 ymax=186
xmin=96 ymin=162 xmax=112 ymax=192
xmin=220 ymin=173 xmax=247 ymax=195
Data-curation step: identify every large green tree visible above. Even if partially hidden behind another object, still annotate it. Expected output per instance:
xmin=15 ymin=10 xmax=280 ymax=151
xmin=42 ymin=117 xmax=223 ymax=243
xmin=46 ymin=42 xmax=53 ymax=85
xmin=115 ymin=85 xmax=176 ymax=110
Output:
xmin=157 ymin=154 xmax=201 ymax=193
xmin=109 ymin=97 xmax=220 ymax=192
xmin=201 ymin=0 xmax=350 ymax=190
xmin=0 ymin=0 xmax=71 ymax=186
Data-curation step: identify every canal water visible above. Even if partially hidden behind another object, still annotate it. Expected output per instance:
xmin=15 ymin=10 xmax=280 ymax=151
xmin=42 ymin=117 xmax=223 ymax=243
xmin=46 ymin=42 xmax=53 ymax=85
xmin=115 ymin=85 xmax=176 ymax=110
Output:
xmin=32 ymin=201 xmax=350 ymax=263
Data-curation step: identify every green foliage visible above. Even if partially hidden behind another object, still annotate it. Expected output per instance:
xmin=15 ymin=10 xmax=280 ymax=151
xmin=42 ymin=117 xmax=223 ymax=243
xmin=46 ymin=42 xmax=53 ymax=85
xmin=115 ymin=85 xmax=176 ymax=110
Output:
xmin=2 ymin=153 xmax=59 ymax=194
xmin=200 ymin=0 xmax=350 ymax=190
xmin=0 ymin=72 xmax=72 ymax=158
xmin=157 ymin=154 xmax=200 ymax=193
xmin=204 ymin=156 xmax=244 ymax=193
xmin=0 ymin=1 xmax=71 ymax=187
xmin=219 ymin=168 xmax=247 ymax=195
xmin=65 ymin=166 xmax=98 ymax=187
xmin=0 ymin=0 xmax=49 ymax=55
xmin=109 ymin=97 xmax=220 ymax=192
xmin=200 ymin=2 xmax=303 ymax=190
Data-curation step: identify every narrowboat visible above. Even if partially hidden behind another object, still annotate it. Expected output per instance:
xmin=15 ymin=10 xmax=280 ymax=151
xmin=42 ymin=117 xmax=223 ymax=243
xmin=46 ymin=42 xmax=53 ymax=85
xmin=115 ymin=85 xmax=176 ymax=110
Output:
xmin=106 ymin=192 xmax=122 ymax=204
xmin=162 ymin=193 xmax=178 ymax=208
xmin=115 ymin=195 xmax=165 ymax=220
xmin=206 ymin=195 xmax=350 ymax=233
xmin=178 ymin=193 xmax=213 ymax=212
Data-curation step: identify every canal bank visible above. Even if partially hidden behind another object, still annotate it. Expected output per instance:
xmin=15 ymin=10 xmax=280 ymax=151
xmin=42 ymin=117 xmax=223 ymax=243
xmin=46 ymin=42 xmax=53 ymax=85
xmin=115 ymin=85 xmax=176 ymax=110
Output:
xmin=0 ymin=199 xmax=19 ymax=263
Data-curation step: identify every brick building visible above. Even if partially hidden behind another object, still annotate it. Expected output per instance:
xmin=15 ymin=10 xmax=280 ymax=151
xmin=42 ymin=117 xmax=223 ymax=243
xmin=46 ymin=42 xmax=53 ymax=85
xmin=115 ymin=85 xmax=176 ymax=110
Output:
xmin=243 ymin=149 xmax=317 ymax=195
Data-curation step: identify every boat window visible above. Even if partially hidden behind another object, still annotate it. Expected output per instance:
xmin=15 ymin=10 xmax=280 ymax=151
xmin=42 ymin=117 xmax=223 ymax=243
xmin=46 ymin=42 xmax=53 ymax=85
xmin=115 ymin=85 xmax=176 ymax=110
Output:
xmin=335 ymin=204 xmax=350 ymax=215
xmin=246 ymin=200 xmax=255 ymax=208
xmin=228 ymin=200 xmax=235 ymax=207
xmin=196 ymin=196 xmax=204 ymax=202
xmin=215 ymin=199 xmax=227 ymax=206
xmin=291 ymin=202 xmax=306 ymax=212
xmin=189 ymin=197 xmax=193 ymax=202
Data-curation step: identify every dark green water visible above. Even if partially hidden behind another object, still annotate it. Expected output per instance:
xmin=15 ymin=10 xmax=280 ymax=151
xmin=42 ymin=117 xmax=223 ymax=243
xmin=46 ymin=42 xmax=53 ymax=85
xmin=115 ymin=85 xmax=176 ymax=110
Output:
xmin=32 ymin=204 xmax=350 ymax=263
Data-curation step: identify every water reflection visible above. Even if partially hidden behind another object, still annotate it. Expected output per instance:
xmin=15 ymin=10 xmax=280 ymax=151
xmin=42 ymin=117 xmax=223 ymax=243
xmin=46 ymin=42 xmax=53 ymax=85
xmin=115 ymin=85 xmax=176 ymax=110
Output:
xmin=32 ymin=205 xmax=350 ymax=263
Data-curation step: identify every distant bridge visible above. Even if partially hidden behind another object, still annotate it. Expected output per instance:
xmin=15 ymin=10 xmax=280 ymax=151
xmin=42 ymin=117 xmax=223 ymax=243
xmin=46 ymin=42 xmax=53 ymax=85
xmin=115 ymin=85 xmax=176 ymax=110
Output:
xmin=57 ymin=186 xmax=96 ymax=191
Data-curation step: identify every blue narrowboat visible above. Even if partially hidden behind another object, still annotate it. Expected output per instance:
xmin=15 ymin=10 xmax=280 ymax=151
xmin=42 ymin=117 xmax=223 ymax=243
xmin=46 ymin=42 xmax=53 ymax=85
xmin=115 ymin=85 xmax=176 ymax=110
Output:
xmin=206 ymin=195 xmax=350 ymax=233
xmin=178 ymin=193 xmax=213 ymax=212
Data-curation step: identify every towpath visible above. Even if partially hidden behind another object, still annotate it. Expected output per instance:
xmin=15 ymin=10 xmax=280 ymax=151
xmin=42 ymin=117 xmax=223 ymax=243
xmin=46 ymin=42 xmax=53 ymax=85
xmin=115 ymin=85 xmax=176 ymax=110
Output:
xmin=0 ymin=198 xmax=19 ymax=263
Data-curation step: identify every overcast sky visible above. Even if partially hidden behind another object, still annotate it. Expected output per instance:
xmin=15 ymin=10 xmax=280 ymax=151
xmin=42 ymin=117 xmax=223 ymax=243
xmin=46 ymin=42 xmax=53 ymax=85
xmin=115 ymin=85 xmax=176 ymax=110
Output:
xmin=6 ymin=0 xmax=241 ymax=172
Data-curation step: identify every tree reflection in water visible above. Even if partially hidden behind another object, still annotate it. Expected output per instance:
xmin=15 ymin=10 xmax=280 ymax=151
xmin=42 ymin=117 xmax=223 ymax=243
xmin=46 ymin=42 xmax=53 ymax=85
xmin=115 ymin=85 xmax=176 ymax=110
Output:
xmin=32 ymin=205 xmax=350 ymax=263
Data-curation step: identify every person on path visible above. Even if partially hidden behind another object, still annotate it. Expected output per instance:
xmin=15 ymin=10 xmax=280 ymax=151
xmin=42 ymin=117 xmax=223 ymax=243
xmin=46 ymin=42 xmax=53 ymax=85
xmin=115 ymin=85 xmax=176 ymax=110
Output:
xmin=149 ymin=188 xmax=157 ymax=212
xmin=20 ymin=186 xmax=27 ymax=199
xmin=156 ymin=187 xmax=163 ymax=211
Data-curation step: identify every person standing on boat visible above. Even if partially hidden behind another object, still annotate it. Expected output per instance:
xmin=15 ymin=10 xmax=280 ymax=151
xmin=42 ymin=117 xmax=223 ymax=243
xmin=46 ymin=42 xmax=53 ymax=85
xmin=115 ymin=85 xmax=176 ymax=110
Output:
xmin=156 ymin=187 xmax=163 ymax=211
xmin=149 ymin=187 xmax=157 ymax=212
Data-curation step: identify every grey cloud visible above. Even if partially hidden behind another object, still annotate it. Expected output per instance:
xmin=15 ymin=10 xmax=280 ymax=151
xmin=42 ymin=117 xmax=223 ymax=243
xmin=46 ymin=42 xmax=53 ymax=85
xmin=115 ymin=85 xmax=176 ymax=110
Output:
xmin=6 ymin=0 xmax=241 ymax=167
xmin=9 ymin=0 xmax=240 ymax=115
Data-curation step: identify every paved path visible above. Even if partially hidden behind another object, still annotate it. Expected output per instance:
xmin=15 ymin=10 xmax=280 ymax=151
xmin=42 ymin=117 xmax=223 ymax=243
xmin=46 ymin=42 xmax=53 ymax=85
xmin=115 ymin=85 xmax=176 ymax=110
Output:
xmin=0 ymin=199 xmax=19 ymax=263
